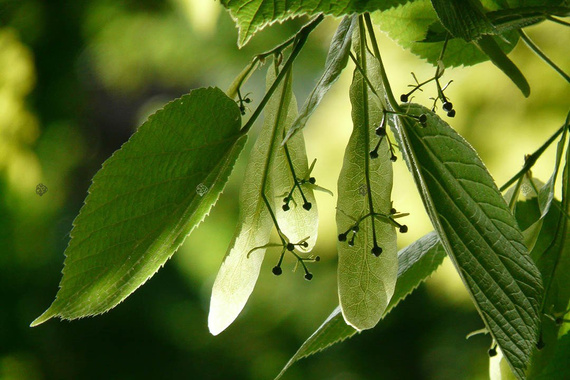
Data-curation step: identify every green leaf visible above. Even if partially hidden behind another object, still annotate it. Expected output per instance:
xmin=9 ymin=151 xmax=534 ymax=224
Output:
xmin=533 ymin=332 xmax=570 ymax=379
xmin=391 ymin=104 xmax=543 ymax=380
xmin=336 ymin=36 xmax=398 ymax=330
xmin=423 ymin=6 xmax=570 ymax=43
xmin=538 ymin=119 xmax=569 ymax=218
xmin=32 ymin=87 xmax=246 ymax=326
xmin=475 ymin=35 xmax=530 ymax=97
xmin=430 ymin=0 xmax=496 ymax=41
xmin=527 ymin=136 xmax=570 ymax=379
xmin=220 ymin=0 xmax=407 ymax=47
xmin=283 ymin=15 xmax=356 ymax=143
xmin=208 ymin=63 xmax=307 ymax=335
xmin=372 ymin=0 xmax=519 ymax=68
xmin=276 ymin=231 xmax=446 ymax=379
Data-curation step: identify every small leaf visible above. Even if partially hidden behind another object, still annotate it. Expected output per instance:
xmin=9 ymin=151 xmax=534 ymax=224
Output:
xmin=208 ymin=63 xmax=302 ymax=335
xmin=475 ymin=35 xmax=530 ymax=97
xmin=220 ymin=0 xmax=407 ymax=47
xmin=538 ymin=118 xmax=569 ymax=218
xmin=283 ymin=15 xmax=356 ymax=143
xmin=392 ymin=104 xmax=543 ymax=379
xmin=276 ymin=231 xmax=446 ymax=379
xmin=32 ymin=87 xmax=245 ymax=326
xmin=337 ymin=37 xmax=397 ymax=331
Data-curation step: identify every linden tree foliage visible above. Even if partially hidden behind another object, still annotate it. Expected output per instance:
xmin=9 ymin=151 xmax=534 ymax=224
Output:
xmin=32 ymin=87 xmax=246 ymax=325
xmin=336 ymin=27 xmax=398 ymax=331
xmin=33 ymin=1 xmax=570 ymax=379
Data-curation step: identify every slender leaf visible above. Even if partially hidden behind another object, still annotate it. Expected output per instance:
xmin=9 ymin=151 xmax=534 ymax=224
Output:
xmin=283 ymin=15 xmax=356 ymax=143
xmin=475 ymin=35 xmax=530 ymax=97
xmin=538 ymin=118 xmax=568 ymax=218
xmin=220 ymin=0 xmax=407 ymax=47
xmin=32 ymin=87 xmax=246 ymax=326
xmin=337 ymin=37 xmax=397 ymax=330
xmin=208 ymin=63 xmax=304 ymax=335
xmin=391 ymin=104 xmax=543 ymax=379
xmin=276 ymin=231 xmax=446 ymax=379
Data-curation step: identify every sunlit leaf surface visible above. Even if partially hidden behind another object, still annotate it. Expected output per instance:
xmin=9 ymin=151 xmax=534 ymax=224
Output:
xmin=33 ymin=87 xmax=246 ymax=325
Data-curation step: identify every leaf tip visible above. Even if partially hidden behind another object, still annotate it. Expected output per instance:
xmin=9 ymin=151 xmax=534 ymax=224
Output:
xmin=30 ymin=308 xmax=57 ymax=327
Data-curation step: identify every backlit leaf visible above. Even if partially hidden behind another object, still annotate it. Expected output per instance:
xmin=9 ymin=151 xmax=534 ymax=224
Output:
xmin=391 ymin=104 xmax=543 ymax=379
xmin=32 ymin=87 xmax=245 ymax=326
xmin=220 ymin=0 xmax=407 ymax=47
xmin=337 ymin=36 xmax=397 ymax=331
xmin=276 ymin=231 xmax=446 ymax=378
xmin=284 ymin=15 xmax=356 ymax=143
xmin=208 ymin=63 xmax=305 ymax=335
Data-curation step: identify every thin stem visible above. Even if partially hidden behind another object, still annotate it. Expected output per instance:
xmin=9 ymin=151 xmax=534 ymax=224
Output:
xmin=283 ymin=143 xmax=309 ymax=205
xmin=519 ymin=29 xmax=570 ymax=83
xmin=240 ymin=15 xmax=324 ymax=135
xmin=500 ymin=125 xmax=565 ymax=191
xmin=348 ymin=51 xmax=382 ymax=100
xmin=259 ymin=64 xmax=295 ymax=244
xmin=363 ymin=13 xmax=400 ymax=112
xmin=358 ymin=17 xmax=380 ymax=250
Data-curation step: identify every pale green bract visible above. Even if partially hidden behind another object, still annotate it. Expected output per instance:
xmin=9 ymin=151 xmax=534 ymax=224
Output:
xmin=283 ymin=15 xmax=355 ymax=143
xmin=32 ymin=87 xmax=246 ymax=326
xmin=277 ymin=231 xmax=446 ymax=379
xmin=209 ymin=63 xmax=317 ymax=335
xmin=336 ymin=41 xmax=397 ymax=331
xmin=392 ymin=104 xmax=543 ymax=380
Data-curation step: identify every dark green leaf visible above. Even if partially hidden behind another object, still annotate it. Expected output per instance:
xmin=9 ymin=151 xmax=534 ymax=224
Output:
xmin=276 ymin=231 xmax=446 ymax=379
xmin=32 ymin=87 xmax=246 ymax=326
xmin=391 ymin=104 xmax=543 ymax=379
xmin=220 ymin=0 xmax=408 ymax=47
xmin=475 ymin=35 xmax=530 ymax=97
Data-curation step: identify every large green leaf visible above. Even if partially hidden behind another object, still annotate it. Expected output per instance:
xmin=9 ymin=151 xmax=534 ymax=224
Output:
xmin=276 ymin=231 xmax=446 ymax=379
xmin=284 ymin=15 xmax=356 ymax=143
xmin=336 ymin=34 xmax=398 ymax=330
xmin=220 ymin=0 xmax=407 ymax=47
xmin=372 ymin=0 xmax=519 ymax=68
xmin=391 ymin=104 xmax=543 ymax=379
xmin=32 ymin=87 xmax=246 ymax=326
xmin=209 ymin=63 xmax=311 ymax=335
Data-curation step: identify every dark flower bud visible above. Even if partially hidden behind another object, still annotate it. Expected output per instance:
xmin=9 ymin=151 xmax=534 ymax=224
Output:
xmin=282 ymin=204 xmax=290 ymax=211
xmin=338 ymin=233 xmax=347 ymax=242
xmin=399 ymin=225 xmax=408 ymax=233
xmin=309 ymin=177 xmax=316 ymax=184
xmin=303 ymin=202 xmax=312 ymax=211
xmin=304 ymin=273 xmax=313 ymax=281
xmin=442 ymin=101 xmax=453 ymax=112
xmin=286 ymin=243 xmax=295 ymax=251
xmin=372 ymin=245 xmax=383 ymax=256
xmin=447 ymin=109 xmax=456 ymax=118
xmin=272 ymin=266 xmax=282 ymax=275
xmin=400 ymin=94 xmax=409 ymax=102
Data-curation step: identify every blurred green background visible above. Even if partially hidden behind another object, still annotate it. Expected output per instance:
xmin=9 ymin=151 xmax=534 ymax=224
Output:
xmin=1 ymin=0 xmax=568 ymax=379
